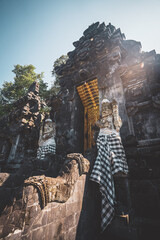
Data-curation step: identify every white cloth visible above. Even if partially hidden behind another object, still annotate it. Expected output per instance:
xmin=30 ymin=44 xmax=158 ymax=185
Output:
xmin=99 ymin=127 xmax=119 ymax=136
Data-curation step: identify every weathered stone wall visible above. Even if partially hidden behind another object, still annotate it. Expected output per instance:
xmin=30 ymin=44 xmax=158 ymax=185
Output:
xmin=0 ymin=154 xmax=94 ymax=240
xmin=0 ymin=175 xmax=86 ymax=240
xmin=55 ymin=91 xmax=84 ymax=155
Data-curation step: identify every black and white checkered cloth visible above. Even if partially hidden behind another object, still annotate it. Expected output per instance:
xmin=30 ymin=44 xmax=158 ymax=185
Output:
xmin=90 ymin=133 xmax=128 ymax=232
xmin=37 ymin=144 xmax=56 ymax=160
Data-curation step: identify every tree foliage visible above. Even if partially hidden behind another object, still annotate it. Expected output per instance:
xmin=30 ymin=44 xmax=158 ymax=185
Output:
xmin=0 ymin=56 xmax=67 ymax=118
xmin=53 ymin=55 xmax=68 ymax=69
xmin=1 ymin=64 xmax=47 ymax=102
xmin=0 ymin=64 xmax=48 ymax=117
xmin=50 ymin=55 xmax=68 ymax=96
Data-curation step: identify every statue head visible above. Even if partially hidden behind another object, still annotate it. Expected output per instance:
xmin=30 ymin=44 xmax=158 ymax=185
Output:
xmin=101 ymin=98 xmax=112 ymax=118
xmin=43 ymin=118 xmax=55 ymax=135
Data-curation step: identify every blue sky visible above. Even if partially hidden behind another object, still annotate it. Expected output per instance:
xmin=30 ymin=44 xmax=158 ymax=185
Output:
xmin=0 ymin=0 xmax=160 ymax=88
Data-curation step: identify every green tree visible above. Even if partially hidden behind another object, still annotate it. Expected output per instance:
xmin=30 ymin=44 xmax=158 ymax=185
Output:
xmin=0 ymin=57 xmax=68 ymax=118
xmin=0 ymin=64 xmax=48 ymax=117
xmin=1 ymin=64 xmax=47 ymax=102
xmin=53 ymin=55 xmax=68 ymax=69
xmin=50 ymin=55 xmax=68 ymax=96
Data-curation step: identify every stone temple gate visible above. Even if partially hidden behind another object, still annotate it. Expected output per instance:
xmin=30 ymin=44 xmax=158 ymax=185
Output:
xmin=53 ymin=22 xmax=160 ymax=160
xmin=0 ymin=22 xmax=160 ymax=240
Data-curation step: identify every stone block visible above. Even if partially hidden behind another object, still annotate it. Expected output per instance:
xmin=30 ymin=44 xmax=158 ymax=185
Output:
xmin=1 ymin=224 xmax=15 ymax=239
xmin=63 ymin=214 xmax=75 ymax=232
xmin=23 ymin=186 xmax=34 ymax=200
xmin=32 ymin=189 xmax=39 ymax=202
xmin=65 ymin=226 xmax=77 ymax=240
xmin=74 ymin=180 xmax=81 ymax=193
xmin=23 ymin=205 xmax=43 ymax=234
xmin=13 ymin=199 xmax=23 ymax=211
xmin=41 ymin=209 xmax=49 ymax=226
xmin=54 ymin=203 xmax=66 ymax=220
xmin=66 ymin=193 xmax=74 ymax=204
xmin=4 ymin=230 xmax=22 ymax=240
xmin=21 ymin=232 xmax=32 ymax=240
xmin=74 ymin=212 xmax=81 ymax=226
xmin=31 ymin=226 xmax=48 ymax=240
xmin=76 ymin=177 xmax=85 ymax=193
xmin=48 ymin=222 xmax=64 ymax=239
xmin=0 ymin=212 xmax=9 ymax=227
xmin=23 ymin=218 xmax=35 ymax=235
xmin=57 ymin=233 xmax=66 ymax=240
xmin=28 ymin=205 xmax=41 ymax=220
xmin=66 ymin=202 xmax=82 ymax=217
xmin=73 ymin=185 xmax=85 ymax=204
xmin=47 ymin=204 xmax=58 ymax=224
xmin=23 ymin=187 xmax=38 ymax=209
xmin=29 ymin=212 xmax=45 ymax=231
xmin=26 ymin=194 xmax=39 ymax=208
xmin=9 ymin=209 xmax=23 ymax=227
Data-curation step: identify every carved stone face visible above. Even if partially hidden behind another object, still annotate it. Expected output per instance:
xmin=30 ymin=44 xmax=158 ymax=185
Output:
xmin=43 ymin=119 xmax=55 ymax=135
xmin=39 ymin=119 xmax=56 ymax=146
xmin=101 ymin=101 xmax=112 ymax=118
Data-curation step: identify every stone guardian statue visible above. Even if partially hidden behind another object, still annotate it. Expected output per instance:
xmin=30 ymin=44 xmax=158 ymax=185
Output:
xmin=90 ymin=98 xmax=129 ymax=232
xmin=37 ymin=118 xmax=56 ymax=160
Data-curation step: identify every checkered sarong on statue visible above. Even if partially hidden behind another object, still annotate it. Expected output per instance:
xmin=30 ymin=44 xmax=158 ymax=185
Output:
xmin=90 ymin=133 xmax=128 ymax=232
xmin=37 ymin=144 xmax=56 ymax=160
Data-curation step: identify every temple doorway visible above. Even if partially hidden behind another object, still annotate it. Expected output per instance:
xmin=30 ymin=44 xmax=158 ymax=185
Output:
xmin=77 ymin=79 xmax=100 ymax=152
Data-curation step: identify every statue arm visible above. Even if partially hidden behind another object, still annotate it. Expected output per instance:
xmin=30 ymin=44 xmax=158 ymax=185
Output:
xmin=95 ymin=119 xmax=102 ymax=128
xmin=95 ymin=118 xmax=107 ymax=128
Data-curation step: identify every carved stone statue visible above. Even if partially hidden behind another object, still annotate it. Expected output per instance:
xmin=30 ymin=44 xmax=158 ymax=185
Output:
xmin=37 ymin=118 xmax=56 ymax=160
xmin=96 ymin=99 xmax=122 ymax=133
xmin=90 ymin=98 xmax=129 ymax=232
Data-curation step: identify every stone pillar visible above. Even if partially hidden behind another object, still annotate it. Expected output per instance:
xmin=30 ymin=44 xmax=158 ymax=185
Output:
xmin=7 ymin=135 xmax=20 ymax=162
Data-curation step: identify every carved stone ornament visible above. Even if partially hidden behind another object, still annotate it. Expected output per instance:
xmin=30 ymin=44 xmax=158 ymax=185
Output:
xmin=78 ymin=63 xmax=98 ymax=81
xmin=24 ymin=153 xmax=90 ymax=208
